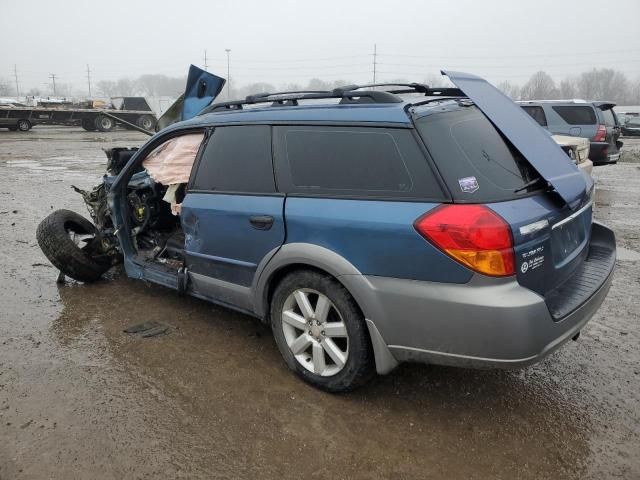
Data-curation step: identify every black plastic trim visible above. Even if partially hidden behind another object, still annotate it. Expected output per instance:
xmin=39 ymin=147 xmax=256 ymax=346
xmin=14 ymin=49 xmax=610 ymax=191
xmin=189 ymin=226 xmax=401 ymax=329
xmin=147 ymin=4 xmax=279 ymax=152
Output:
xmin=544 ymin=222 xmax=616 ymax=320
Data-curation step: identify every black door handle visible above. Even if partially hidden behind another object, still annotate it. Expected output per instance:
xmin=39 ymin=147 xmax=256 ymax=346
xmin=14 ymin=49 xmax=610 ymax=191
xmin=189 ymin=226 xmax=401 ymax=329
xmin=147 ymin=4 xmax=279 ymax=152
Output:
xmin=249 ymin=215 xmax=274 ymax=230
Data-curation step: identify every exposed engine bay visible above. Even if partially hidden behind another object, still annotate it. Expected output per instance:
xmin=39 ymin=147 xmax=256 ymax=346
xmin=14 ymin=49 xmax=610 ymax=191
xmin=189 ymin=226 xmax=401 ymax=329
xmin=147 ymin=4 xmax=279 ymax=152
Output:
xmin=72 ymin=146 xmax=187 ymax=270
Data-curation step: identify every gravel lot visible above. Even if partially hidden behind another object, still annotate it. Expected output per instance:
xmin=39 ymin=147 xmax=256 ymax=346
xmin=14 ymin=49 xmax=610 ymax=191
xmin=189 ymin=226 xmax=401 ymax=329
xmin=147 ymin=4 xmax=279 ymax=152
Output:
xmin=0 ymin=127 xmax=639 ymax=479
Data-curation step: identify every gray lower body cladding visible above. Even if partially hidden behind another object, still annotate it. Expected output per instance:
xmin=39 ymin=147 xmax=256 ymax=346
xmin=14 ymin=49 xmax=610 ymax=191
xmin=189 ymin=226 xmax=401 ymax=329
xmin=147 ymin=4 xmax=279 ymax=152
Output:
xmin=343 ymin=223 xmax=616 ymax=372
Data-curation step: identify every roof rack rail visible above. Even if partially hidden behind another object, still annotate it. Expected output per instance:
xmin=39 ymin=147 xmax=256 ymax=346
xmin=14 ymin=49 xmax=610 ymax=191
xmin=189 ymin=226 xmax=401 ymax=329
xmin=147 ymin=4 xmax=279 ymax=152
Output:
xmin=197 ymin=81 xmax=466 ymax=116
xmin=335 ymin=83 xmax=465 ymax=97
xmin=245 ymin=90 xmax=327 ymax=103
xmin=199 ymin=88 xmax=402 ymax=115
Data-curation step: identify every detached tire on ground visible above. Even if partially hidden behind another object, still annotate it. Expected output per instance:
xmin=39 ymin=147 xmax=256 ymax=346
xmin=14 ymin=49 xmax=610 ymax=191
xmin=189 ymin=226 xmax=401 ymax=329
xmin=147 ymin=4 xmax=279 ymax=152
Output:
xmin=36 ymin=209 xmax=110 ymax=282
xmin=270 ymin=270 xmax=375 ymax=392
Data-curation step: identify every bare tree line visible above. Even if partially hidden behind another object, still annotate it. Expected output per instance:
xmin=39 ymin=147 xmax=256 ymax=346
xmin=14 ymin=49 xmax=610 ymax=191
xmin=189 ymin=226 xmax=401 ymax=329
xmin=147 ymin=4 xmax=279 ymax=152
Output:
xmin=498 ymin=68 xmax=640 ymax=104
xmin=2 ymin=68 xmax=639 ymax=105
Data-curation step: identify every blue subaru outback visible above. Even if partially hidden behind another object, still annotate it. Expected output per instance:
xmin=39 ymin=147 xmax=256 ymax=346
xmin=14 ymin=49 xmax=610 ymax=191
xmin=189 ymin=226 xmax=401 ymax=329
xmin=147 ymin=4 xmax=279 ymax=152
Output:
xmin=37 ymin=67 xmax=616 ymax=392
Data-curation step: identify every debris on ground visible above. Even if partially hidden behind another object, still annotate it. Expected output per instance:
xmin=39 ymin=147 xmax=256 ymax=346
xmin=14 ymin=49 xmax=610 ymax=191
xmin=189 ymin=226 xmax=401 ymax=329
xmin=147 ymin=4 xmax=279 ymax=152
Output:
xmin=124 ymin=320 xmax=170 ymax=337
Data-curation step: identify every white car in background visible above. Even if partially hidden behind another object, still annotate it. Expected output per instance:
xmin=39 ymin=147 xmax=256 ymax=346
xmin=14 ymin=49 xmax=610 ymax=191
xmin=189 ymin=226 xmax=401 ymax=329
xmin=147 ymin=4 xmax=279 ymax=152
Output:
xmin=552 ymin=134 xmax=593 ymax=175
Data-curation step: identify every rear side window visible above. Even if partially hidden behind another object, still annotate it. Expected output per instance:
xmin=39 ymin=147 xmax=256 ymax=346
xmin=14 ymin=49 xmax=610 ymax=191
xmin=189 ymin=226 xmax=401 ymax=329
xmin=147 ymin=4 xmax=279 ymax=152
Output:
xmin=415 ymin=104 xmax=541 ymax=202
xmin=273 ymin=126 xmax=445 ymax=200
xmin=521 ymin=106 xmax=547 ymax=126
xmin=191 ymin=125 xmax=275 ymax=193
xmin=552 ymin=106 xmax=597 ymax=125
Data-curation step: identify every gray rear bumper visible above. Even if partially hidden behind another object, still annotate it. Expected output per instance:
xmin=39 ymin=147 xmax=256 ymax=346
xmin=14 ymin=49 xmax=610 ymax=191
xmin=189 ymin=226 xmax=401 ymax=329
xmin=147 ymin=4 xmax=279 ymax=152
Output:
xmin=342 ymin=224 xmax=616 ymax=374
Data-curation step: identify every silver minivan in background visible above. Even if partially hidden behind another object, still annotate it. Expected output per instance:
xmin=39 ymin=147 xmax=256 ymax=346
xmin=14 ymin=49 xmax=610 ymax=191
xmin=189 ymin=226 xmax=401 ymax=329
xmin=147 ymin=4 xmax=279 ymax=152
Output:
xmin=518 ymin=100 xmax=623 ymax=165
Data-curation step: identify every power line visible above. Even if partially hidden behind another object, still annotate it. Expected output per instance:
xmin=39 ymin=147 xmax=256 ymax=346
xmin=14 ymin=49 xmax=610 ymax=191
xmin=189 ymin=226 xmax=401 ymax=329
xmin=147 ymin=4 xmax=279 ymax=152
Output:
xmin=377 ymin=58 xmax=640 ymax=70
xmin=377 ymin=48 xmax=640 ymax=60
xmin=219 ymin=62 xmax=372 ymax=72
xmin=203 ymin=50 xmax=208 ymax=71
xmin=225 ymin=54 xmax=371 ymax=64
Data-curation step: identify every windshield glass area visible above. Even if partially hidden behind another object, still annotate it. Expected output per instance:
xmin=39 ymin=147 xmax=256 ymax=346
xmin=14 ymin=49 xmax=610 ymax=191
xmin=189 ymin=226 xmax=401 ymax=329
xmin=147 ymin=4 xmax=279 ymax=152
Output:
xmin=413 ymin=102 xmax=543 ymax=202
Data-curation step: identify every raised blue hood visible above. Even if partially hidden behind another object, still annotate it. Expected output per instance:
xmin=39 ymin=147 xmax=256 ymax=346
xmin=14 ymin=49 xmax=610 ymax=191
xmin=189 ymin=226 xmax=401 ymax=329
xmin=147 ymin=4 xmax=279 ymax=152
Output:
xmin=443 ymin=70 xmax=589 ymax=210
xmin=182 ymin=65 xmax=226 ymax=120
xmin=155 ymin=65 xmax=226 ymax=131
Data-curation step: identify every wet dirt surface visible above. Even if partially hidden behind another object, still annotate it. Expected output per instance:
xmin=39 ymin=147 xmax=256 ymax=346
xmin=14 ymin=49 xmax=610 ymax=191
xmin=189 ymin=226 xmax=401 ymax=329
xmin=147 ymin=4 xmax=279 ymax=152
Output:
xmin=0 ymin=127 xmax=638 ymax=479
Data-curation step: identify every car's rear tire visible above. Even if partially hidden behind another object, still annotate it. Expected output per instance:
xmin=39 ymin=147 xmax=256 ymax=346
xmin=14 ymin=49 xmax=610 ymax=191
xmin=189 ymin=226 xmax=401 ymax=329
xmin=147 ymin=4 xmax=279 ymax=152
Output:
xmin=94 ymin=115 xmax=115 ymax=132
xmin=270 ymin=270 xmax=375 ymax=392
xmin=17 ymin=119 xmax=31 ymax=131
xmin=36 ymin=209 xmax=111 ymax=282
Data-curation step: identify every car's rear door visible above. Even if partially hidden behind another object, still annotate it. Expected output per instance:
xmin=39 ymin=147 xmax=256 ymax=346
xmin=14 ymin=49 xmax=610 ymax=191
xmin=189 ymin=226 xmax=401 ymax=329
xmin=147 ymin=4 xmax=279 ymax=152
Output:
xmin=181 ymin=125 xmax=285 ymax=312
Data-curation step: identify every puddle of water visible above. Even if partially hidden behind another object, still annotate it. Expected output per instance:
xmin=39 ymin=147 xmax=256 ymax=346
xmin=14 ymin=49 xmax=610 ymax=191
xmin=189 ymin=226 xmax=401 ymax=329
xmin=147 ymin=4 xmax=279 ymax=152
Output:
xmin=47 ymin=156 xmax=81 ymax=162
xmin=5 ymin=159 xmax=68 ymax=171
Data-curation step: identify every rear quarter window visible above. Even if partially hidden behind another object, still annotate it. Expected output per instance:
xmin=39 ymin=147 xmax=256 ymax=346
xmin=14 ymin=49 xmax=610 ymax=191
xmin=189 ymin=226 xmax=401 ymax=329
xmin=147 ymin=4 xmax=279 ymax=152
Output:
xmin=521 ymin=105 xmax=548 ymax=126
xmin=552 ymin=106 xmax=597 ymax=125
xmin=273 ymin=126 xmax=446 ymax=200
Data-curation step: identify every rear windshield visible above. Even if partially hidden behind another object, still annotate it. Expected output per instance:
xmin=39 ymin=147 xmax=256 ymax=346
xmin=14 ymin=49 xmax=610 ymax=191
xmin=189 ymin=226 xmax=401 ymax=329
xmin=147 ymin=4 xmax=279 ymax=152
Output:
xmin=601 ymin=108 xmax=616 ymax=126
xmin=552 ymin=105 xmax=597 ymax=125
xmin=414 ymin=102 xmax=542 ymax=202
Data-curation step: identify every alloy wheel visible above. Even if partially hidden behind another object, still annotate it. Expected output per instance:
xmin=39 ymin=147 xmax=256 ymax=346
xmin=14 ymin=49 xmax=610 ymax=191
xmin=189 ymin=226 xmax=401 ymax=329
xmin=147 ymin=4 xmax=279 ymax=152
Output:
xmin=281 ymin=288 xmax=349 ymax=376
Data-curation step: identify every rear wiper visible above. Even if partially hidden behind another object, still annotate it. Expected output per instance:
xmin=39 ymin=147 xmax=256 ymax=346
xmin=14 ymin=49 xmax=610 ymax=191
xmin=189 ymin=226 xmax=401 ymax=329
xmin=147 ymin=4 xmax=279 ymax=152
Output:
xmin=514 ymin=177 xmax=549 ymax=193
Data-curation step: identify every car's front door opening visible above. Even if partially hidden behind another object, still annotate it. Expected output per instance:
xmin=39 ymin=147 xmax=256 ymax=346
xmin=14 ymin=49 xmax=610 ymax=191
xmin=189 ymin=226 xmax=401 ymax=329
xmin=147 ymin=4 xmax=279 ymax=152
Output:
xmin=129 ymin=133 xmax=205 ymax=282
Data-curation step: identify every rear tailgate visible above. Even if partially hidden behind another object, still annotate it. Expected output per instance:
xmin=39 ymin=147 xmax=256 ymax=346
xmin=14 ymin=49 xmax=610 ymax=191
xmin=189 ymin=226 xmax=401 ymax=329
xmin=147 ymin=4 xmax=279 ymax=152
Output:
xmin=414 ymin=71 xmax=613 ymax=318
xmin=442 ymin=70 xmax=588 ymax=210
xmin=491 ymin=193 xmax=592 ymax=292
xmin=596 ymin=102 xmax=622 ymax=162
xmin=490 ymin=190 xmax=614 ymax=320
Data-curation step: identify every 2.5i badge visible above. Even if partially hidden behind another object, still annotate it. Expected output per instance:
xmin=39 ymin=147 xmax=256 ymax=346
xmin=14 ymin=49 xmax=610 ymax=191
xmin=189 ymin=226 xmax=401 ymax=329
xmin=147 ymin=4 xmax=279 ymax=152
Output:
xmin=458 ymin=176 xmax=479 ymax=193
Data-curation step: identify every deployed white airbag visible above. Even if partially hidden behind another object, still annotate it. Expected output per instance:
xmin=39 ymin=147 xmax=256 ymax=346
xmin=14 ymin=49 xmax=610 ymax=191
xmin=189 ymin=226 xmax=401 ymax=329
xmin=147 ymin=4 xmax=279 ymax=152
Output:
xmin=142 ymin=133 xmax=204 ymax=185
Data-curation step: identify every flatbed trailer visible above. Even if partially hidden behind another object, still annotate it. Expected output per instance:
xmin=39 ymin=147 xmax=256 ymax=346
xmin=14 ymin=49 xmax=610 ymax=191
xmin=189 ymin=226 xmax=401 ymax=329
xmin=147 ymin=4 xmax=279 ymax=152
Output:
xmin=0 ymin=101 xmax=157 ymax=133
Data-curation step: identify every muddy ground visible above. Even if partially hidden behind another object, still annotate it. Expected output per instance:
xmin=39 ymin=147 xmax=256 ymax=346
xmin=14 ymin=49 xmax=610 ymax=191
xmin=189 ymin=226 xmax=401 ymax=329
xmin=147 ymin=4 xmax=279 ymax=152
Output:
xmin=0 ymin=127 xmax=638 ymax=479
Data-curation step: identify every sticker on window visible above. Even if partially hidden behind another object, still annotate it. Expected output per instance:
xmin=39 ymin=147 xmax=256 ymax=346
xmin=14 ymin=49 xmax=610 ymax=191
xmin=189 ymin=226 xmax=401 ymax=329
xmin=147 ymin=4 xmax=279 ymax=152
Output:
xmin=458 ymin=176 xmax=479 ymax=193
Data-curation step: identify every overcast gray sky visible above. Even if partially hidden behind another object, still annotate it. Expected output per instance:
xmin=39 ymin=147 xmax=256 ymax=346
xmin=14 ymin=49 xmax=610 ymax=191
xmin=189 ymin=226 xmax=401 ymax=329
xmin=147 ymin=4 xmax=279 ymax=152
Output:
xmin=1 ymin=0 xmax=639 ymax=93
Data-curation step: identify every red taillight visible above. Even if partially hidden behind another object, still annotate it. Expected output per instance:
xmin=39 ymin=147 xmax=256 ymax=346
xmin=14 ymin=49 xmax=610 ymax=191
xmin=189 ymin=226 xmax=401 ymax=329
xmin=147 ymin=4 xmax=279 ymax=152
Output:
xmin=594 ymin=125 xmax=607 ymax=142
xmin=414 ymin=204 xmax=515 ymax=277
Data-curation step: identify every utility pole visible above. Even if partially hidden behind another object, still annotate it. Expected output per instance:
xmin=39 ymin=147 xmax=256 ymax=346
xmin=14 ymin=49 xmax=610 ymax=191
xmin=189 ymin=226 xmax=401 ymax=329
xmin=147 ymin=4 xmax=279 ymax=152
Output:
xmin=203 ymin=50 xmax=208 ymax=71
xmin=372 ymin=44 xmax=377 ymax=84
xmin=86 ymin=64 xmax=92 ymax=98
xmin=49 ymin=73 xmax=57 ymax=96
xmin=13 ymin=65 xmax=20 ymax=100
xmin=225 ymin=48 xmax=231 ymax=99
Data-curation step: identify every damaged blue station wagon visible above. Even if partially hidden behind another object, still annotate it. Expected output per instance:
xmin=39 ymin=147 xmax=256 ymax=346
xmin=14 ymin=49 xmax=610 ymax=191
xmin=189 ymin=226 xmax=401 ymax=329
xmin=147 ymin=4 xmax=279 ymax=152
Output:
xmin=37 ymin=67 xmax=616 ymax=392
